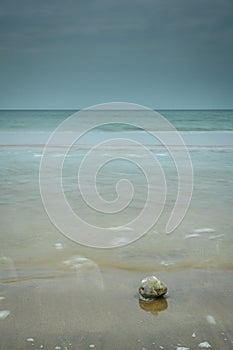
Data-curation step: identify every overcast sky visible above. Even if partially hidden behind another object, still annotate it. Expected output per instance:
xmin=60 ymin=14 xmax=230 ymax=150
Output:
xmin=0 ymin=0 xmax=233 ymax=109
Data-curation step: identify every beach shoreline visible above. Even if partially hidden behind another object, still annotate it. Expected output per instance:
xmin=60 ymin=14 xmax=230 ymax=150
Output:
xmin=1 ymin=109 xmax=233 ymax=349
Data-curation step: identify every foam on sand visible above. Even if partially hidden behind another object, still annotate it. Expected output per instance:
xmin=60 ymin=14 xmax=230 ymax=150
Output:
xmin=54 ymin=243 xmax=64 ymax=250
xmin=192 ymin=228 xmax=215 ymax=234
xmin=206 ymin=315 xmax=216 ymax=325
xmin=0 ymin=310 xmax=10 ymax=319
xmin=198 ymin=341 xmax=212 ymax=348
xmin=185 ymin=233 xmax=201 ymax=238
xmin=26 ymin=338 xmax=34 ymax=342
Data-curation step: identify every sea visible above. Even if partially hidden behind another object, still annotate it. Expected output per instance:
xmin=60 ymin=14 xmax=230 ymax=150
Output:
xmin=0 ymin=108 xmax=233 ymax=279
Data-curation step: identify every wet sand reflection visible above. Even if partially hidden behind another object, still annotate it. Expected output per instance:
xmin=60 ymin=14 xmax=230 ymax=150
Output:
xmin=139 ymin=297 xmax=168 ymax=316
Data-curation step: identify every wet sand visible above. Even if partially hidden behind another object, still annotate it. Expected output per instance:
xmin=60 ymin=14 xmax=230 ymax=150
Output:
xmin=0 ymin=267 xmax=232 ymax=350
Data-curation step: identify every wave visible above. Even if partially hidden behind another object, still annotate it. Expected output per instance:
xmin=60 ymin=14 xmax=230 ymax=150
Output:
xmin=0 ymin=109 xmax=233 ymax=132
xmin=0 ymin=131 xmax=233 ymax=149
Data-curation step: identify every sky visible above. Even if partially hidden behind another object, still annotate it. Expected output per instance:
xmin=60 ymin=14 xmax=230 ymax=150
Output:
xmin=0 ymin=0 xmax=233 ymax=109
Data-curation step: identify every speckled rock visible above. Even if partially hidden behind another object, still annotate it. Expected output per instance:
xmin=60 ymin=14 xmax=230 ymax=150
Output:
xmin=139 ymin=275 xmax=167 ymax=300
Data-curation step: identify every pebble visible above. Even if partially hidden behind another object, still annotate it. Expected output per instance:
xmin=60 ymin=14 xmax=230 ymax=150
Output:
xmin=176 ymin=347 xmax=190 ymax=350
xmin=89 ymin=345 xmax=95 ymax=348
xmin=0 ymin=297 xmax=6 ymax=301
xmin=139 ymin=275 xmax=167 ymax=300
xmin=192 ymin=333 xmax=196 ymax=338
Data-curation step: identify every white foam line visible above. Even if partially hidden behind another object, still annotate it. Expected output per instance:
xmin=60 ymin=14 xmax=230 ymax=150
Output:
xmin=160 ymin=260 xmax=174 ymax=266
xmin=110 ymin=237 xmax=130 ymax=245
xmin=156 ymin=153 xmax=168 ymax=157
xmin=108 ymin=226 xmax=133 ymax=231
xmin=192 ymin=228 xmax=215 ymax=233
xmin=185 ymin=233 xmax=201 ymax=238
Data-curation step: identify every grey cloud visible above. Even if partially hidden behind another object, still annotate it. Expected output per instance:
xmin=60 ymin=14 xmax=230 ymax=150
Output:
xmin=0 ymin=0 xmax=232 ymax=108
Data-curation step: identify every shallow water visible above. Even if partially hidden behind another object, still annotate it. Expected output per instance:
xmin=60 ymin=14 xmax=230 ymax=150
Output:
xmin=0 ymin=146 xmax=232 ymax=271
xmin=0 ymin=109 xmax=233 ymax=349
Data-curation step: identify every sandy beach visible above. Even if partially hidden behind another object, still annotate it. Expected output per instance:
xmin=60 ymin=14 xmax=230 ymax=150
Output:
xmin=0 ymin=265 xmax=233 ymax=350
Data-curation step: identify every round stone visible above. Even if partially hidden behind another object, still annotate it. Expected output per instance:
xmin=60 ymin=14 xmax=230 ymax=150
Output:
xmin=139 ymin=275 xmax=167 ymax=300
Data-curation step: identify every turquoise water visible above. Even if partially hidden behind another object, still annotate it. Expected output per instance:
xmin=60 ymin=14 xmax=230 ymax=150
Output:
xmin=0 ymin=109 xmax=233 ymax=131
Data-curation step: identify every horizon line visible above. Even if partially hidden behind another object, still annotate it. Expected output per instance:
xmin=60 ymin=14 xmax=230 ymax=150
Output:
xmin=0 ymin=108 xmax=233 ymax=111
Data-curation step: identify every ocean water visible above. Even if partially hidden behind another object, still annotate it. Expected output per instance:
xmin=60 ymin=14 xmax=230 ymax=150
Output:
xmin=0 ymin=109 xmax=233 ymax=282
